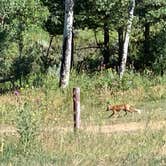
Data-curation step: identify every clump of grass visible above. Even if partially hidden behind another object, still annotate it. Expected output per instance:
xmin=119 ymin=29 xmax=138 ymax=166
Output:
xmin=15 ymin=102 xmax=41 ymax=155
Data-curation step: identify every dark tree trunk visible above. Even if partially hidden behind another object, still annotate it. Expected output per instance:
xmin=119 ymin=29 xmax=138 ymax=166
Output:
xmin=103 ymin=21 xmax=110 ymax=65
xmin=46 ymin=35 xmax=54 ymax=58
xmin=18 ymin=23 xmax=23 ymax=87
xmin=71 ymin=30 xmax=74 ymax=70
xmin=144 ymin=22 xmax=150 ymax=66
xmin=118 ymin=27 xmax=124 ymax=68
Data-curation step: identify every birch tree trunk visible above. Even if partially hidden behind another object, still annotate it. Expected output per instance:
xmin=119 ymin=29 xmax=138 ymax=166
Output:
xmin=59 ymin=0 xmax=74 ymax=88
xmin=119 ymin=0 xmax=135 ymax=79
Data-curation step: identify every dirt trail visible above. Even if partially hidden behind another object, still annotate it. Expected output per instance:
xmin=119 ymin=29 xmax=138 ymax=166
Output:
xmin=0 ymin=120 xmax=166 ymax=136
xmin=84 ymin=121 xmax=166 ymax=133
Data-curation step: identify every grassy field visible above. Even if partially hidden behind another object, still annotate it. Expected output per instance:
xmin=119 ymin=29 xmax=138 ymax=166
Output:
xmin=0 ymin=71 xmax=166 ymax=165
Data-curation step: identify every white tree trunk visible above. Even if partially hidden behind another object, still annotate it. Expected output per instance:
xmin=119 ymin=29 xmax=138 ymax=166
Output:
xmin=119 ymin=0 xmax=135 ymax=79
xmin=59 ymin=0 xmax=74 ymax=88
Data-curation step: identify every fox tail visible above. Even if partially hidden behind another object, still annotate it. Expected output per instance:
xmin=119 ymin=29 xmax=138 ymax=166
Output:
xmin=135 ymin=109 xmax=142 ymax=114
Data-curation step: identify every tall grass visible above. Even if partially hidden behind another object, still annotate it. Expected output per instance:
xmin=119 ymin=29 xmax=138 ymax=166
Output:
xmin=1 ymin=129 xmax=166 ymax=165
xmin=0 ymin=71 xmax=166 ymax=165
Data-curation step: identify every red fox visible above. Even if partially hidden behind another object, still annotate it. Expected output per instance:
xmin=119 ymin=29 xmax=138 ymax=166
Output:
xmin=106 ymin=104 xmax=142 ymax=117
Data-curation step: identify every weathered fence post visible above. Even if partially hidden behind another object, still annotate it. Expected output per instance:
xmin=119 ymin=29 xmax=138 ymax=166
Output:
xmin=73 ymin=87 xmax=81 ymax=132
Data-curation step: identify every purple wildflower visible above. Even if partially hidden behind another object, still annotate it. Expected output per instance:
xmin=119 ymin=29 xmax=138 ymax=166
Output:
xmin=14 ymin=90 xmax=20 ymax=96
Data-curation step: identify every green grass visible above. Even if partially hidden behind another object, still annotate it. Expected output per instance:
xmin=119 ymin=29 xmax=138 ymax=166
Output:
xmin=0 ymin=71 xmax=166 ymax=165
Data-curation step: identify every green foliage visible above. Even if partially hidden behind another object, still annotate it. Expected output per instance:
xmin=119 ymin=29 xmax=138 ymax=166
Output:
xmin=0 ymin=0 xmax=49 ymax=85
xmin=41 ymin=0 xmax=64 ymax=35
xmin=0 ymin=0 xmax=165 ymax=88
xmin=151 ymin=28 xmax=166 ymax=75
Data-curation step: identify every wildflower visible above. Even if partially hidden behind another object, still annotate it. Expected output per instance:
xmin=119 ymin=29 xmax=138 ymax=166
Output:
xmin=14 ymin=90 xmax=20 ymax=96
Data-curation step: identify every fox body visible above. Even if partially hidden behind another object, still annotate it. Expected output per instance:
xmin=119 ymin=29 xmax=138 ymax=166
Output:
xmin=106 ymin=104 xmax=141 ymax=117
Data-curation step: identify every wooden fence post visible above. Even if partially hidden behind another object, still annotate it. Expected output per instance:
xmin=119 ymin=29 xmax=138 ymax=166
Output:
xmin=73 ymin=87 xmax=81 ymax=132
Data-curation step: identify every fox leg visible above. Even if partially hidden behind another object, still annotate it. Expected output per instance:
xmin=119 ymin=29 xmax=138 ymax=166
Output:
xmin=124 ymin=110 xmax=128 ymax=116
xmin=124 ymin=108 xmax=133 ymax=116
xmin=109 ymin=110 xmax=115 ymax=117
